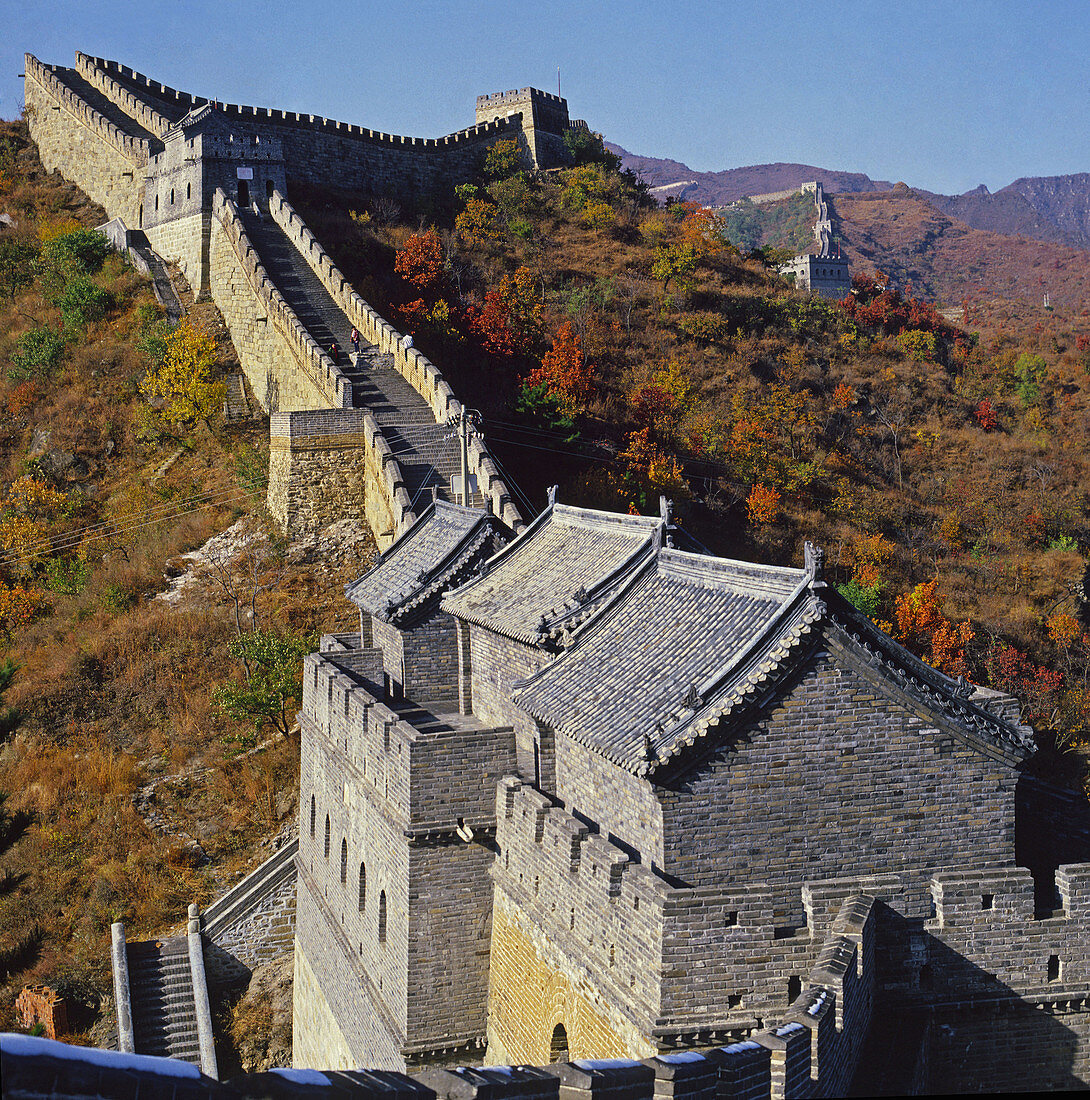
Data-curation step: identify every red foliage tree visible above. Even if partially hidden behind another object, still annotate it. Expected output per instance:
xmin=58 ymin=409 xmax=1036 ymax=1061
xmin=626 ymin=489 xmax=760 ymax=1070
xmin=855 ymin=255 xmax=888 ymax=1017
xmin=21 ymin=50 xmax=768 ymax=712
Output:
xmin=525 ymin=323 xmax=595 ymax=416
xmin=395 ymin=230 xmax=445 ymax=294
xmin=973 ymin=398 xmax=998 ymax=431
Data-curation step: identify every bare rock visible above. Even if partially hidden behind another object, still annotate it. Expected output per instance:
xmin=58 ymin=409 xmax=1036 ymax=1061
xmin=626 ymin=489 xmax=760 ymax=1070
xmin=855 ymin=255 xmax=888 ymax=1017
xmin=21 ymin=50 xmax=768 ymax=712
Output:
xmin=228 ymin=952 xmax=293 ymax=1072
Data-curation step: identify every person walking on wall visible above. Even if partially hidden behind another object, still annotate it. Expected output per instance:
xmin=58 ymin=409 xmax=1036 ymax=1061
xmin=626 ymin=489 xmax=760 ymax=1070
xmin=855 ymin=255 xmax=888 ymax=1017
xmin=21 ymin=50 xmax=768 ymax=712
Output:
xmin=329 ymin=341 xmax=340 ymax=364
xmin=350 ymin=328 xmax=360 ymax=355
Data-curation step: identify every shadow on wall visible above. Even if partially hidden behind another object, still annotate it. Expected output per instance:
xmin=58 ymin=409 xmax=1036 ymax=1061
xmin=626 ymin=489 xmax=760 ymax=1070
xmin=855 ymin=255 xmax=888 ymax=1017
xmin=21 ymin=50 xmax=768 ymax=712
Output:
xmin=855 ymin=902 xmax=1085 ymax=1093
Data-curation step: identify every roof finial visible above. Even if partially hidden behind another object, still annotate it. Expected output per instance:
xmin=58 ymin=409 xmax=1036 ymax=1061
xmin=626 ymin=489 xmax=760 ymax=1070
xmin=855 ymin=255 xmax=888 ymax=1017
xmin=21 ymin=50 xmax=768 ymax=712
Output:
xmin=682 ymin=683 xmax=701 ymax=710
xmin=804 ymin=541 xmax=825 ymax=584
xmin=547 ymin=484 xmax=558 ymax=507
xmin=660 ymin=496 xmax=674 ymax=548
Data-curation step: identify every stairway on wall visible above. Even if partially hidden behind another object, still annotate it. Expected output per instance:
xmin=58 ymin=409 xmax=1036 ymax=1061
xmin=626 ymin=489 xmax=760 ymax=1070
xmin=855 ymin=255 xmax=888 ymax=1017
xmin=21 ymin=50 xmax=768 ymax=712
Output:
xmin=238 ymin=211 xmax=483 ymax=510
xmin=125 ymin=937 xmax=202 ymax=1065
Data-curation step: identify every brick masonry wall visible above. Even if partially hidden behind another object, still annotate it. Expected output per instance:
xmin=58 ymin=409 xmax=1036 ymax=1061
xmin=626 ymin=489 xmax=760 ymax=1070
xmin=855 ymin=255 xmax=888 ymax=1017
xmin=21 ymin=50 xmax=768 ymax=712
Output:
xmin=658 ymin=642 xmax=1019 ymax=926
xmin=297 ymin=701 xmax=411 ymax=1064
xmin=406 ymin=841 xmax=495 ymax=1058
xmin=556 ymin=735 xmax=665 ymax=872
xmin=201 ymin=872 xmax=296 ymax=986
xmin=143 ymin=210 xmax=208 ymax=295
xmin=486 ymin=889 xmax=646 ymax=1067
xmin=468 ymin=626 xmax=549 ymax=775
xmin=929 ymin=1000 xmax=1090 ymax=1092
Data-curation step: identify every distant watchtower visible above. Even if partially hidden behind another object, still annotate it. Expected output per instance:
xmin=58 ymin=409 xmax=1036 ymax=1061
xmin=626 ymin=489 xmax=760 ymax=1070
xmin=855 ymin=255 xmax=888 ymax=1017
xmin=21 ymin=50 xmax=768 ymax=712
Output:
xmin=475 ymin=87 xmax=571 ymax=169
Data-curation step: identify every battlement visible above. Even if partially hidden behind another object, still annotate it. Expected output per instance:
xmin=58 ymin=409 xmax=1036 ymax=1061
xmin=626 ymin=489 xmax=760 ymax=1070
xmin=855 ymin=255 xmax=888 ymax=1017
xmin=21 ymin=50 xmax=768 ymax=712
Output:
xmin=496 ymin=778 xmax=1090 ymax=1043
xmin=24 ymin=54 xmax=150 ymax=165
xmin=211 ymin=189 xmax=352 ymax=408
xmin=79 ymin=53 xmax=524 ymax=152
xmin=303 ymin=650 xmax=515 ymax=834
xmin=476 ymin=87 xmax=567 ymax=110
xmin=74 ymin=51 xmax=172 ymax=139
xmin=476 ymin=87 xmax=569 ymax=139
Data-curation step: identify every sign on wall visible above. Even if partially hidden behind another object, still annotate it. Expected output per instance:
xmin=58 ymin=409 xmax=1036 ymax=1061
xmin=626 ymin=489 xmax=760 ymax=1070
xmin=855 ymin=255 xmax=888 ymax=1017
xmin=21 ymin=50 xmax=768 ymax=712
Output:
xmin=236 ymin=167 xmax=254 ymax=180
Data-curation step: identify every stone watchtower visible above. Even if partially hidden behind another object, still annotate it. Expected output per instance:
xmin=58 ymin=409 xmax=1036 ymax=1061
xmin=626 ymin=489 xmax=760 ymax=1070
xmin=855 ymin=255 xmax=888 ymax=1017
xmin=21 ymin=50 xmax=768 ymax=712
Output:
xmin=475 ymin=88 xmax=572 ymax=169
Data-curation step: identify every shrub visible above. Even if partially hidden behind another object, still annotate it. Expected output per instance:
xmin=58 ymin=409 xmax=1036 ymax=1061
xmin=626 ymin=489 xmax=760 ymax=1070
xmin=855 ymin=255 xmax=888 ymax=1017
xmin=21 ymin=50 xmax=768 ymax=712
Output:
xmin=677 ymin=311 xmax=729 ymax=343
xmin=58 ymin=276 xmax=110 ymax=332
xmin=837 ymin=579 xmax=883 ymax=619
xmin=40 ymin=229 xmax=109 ymax=277
xmin=9 ymin=327 xmax=65 ymax=380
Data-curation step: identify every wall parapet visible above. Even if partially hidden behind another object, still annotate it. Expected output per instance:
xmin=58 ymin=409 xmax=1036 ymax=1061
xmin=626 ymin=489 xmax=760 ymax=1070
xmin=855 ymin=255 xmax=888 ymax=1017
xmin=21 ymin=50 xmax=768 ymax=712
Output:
xmin=24 ymin=53 xmax=150 ymax=166
xmin=212 ymin=189 xmax=352 ymax=409
xmin=76 ymin=54 xmax=523 ymax=151
xmin=268 ymin=191 xmax=523 ymax=532
xmin=74 ymin=51 xmax=172 ymax=140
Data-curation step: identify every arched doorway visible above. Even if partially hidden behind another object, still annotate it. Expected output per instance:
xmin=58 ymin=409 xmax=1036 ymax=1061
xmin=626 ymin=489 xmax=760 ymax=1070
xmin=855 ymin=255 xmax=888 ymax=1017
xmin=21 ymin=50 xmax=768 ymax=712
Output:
xmin=549 ymin=1022 xmax=569 ymax=1062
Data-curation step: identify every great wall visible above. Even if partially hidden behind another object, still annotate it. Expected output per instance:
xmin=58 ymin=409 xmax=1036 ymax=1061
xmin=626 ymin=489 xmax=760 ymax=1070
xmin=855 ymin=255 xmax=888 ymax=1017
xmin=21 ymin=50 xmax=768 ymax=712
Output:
xmin=22 ymin=50 xmax=530 ymax=550
xmin=10 ymin=51 xmax=1090 ymax=1100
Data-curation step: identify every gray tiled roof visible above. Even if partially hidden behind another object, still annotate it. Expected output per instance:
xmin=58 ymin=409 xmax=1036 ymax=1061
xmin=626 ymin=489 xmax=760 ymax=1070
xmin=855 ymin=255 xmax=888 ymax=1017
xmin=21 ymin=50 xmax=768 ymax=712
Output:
xmin=440 ymin=503 xmax=664 ymax=646
xmin=345 ymin=500 xmax=509 ymax=624
xmin=514 ymin=546 xmax=1035 ymax=775
xmin=514 ymin=549 xmax=810 ymax=771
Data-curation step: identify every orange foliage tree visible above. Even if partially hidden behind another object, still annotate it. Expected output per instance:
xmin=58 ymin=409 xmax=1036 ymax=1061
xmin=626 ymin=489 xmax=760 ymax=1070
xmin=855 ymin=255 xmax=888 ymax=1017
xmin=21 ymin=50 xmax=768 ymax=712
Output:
xmin=525 ymin=323 xmax=595 ymax=416
xmin=394 ymin=229 xmax=445 ymax=293
xmin=893 ymin=579 xmax=974 ymax=677
xmin=746 ymin=484 xmax=781 ymax=525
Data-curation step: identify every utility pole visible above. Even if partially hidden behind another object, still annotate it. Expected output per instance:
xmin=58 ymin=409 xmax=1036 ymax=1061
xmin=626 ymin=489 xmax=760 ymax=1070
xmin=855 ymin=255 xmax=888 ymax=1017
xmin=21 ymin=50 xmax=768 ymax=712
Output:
xmin=452 ymin=409 xmax=481 ymax=505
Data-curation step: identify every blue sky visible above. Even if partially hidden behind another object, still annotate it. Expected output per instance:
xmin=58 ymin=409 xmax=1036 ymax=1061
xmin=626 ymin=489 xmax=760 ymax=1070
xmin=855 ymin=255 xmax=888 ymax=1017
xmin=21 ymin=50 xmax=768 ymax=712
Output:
xmin=3 ymin=0 xmax=1088 ymax=195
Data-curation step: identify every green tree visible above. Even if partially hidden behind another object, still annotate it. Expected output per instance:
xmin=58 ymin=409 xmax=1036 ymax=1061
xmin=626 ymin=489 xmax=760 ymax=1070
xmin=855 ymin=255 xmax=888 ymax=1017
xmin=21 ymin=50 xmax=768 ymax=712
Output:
xmin=9 ymin=327 xmax=65 ymax=380
xmin=483 ymin=138 xmax=523 ymax=181
xmin=213 ymin=628 xmax=317 ymax=738
xmin=0 ymin=237 xmax=37 ymax=302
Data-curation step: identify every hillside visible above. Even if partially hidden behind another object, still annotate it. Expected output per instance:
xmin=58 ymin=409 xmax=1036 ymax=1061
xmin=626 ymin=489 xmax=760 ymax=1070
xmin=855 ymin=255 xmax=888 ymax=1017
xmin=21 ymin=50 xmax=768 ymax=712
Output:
xmin=921 ymin=175 xmax=1090 ymax=251
xmin=830 ymin=187 xmax=1090 ymax=318
xmin=0 ymin=122 xmax=371 ymax=1049
xmin=614 ymin=145 xmax=1090 ymax=255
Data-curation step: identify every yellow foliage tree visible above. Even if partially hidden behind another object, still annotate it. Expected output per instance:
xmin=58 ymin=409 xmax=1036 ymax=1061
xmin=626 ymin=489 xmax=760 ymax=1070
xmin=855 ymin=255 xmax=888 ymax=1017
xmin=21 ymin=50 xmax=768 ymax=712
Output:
xmin=0 ymin=476 xmax=70 ymax=578
xmin=142 ymin=318 xmax=224 ymax=428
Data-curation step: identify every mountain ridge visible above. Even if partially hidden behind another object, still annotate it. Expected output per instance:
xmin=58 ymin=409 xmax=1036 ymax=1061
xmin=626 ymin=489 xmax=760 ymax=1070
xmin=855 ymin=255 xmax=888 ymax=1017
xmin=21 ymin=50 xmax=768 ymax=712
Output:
xmin=612 ymin=143 xmax=1090 ymax=252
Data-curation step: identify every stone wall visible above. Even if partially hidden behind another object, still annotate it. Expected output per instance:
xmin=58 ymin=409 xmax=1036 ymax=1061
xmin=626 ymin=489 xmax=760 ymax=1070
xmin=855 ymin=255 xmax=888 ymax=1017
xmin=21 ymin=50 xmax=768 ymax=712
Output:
xmin=24 ymin=54 xmax=146 ymax=226
xmin=199 ymin=839 xmax=299 ymax=986
xmin=208 ymin=190 xmax=351 ymax=413
xmin=268 ymin=193 xmax=523 ymax=533
xmin=658 ymin=641 xmax=1020 ymax=924
xmin=266 ymin=409 xmax=412 ymax=543
xmin=78 ymin=53 xmax=526 ymax=199
xmin=143 ymin=210 xmax=208 ymax=296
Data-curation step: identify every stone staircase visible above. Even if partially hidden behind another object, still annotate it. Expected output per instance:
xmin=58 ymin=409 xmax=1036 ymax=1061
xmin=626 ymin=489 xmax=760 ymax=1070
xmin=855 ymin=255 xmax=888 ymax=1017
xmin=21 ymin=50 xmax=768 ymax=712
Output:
xmin=237 ymin=209 xmax=482 ymax=510
xmin=125 ymin=937 xmax=203 ymax=1065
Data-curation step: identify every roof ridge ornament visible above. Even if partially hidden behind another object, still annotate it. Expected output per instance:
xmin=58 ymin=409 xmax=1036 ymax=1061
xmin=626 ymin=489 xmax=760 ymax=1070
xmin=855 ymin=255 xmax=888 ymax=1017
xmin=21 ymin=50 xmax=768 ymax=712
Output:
xmin=804 ymin=541 xmax=825 ymax=585
xmin=547 ymin=484 xmax=558 ymax=507
xmin=682 ymin=682 xmax=701 ymax=710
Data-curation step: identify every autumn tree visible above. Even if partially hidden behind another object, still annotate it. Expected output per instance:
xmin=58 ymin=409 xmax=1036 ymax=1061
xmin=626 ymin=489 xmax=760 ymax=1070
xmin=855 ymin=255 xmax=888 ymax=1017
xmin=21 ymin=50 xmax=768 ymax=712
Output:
xmin=893 ymin=579 xmax=973 ymax=677
xmin=394 ymin=229 xmax=446 ymax=294
xmin=525 ymin=323 xmax=595 ymax=417
xmin=141 ymin=317 xmax=224 ymax=428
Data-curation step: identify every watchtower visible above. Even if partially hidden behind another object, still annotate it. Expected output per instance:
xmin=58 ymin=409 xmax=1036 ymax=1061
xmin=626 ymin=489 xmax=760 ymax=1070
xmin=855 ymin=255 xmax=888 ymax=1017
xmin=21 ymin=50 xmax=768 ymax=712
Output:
xmin=475 ymin=87 xmax=572 ymax=169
